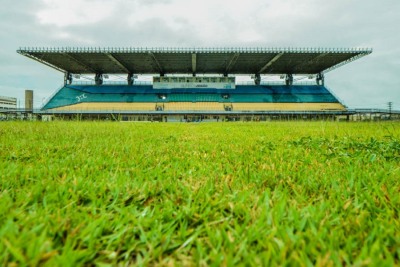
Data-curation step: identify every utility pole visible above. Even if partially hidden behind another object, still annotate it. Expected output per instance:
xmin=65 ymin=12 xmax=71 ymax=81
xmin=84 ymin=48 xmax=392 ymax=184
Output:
xmin=388 ymin=102 xmax=393 ymax=120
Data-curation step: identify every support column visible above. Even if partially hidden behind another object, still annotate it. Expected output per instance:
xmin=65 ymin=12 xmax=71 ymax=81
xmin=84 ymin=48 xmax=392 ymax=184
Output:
xmin=64 ymin=72 xmax=72 ymax=85
xmin=127 ymin=73 xmax=134 ymax=86
xmin=316 ymin=72 xmax=324 ymax=85
xmin=95 ymin=73 xmax=103 ymax=85
xmin=285 ymin=74 xmax=293 ymax=86
xmin=254 ymin=74 xmax=261 ymax=85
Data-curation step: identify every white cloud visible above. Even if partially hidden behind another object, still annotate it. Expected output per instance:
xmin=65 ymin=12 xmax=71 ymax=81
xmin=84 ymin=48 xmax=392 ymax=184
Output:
xmin=0 ymin=0 xmax=399 ymax=108
xmin=36 ymin=0 xmax=117 ymax=27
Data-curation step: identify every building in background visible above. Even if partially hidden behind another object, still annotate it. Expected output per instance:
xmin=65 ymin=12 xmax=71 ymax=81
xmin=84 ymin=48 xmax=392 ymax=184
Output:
xmin=0 ymin=96 xmax=17 ymax=110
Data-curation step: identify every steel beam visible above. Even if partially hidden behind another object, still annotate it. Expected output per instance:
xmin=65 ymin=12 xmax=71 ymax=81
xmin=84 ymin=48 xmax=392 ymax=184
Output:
xmin=258 ymin=53 xmax=284 ymax=74
xmin=63 ymin=53 xmax=96 ymax=73
xmin=17 ymin=51 xmax=65 ymax=73
xmin=225 ymin=53 xmax=240 ymax=74
xmin=292 ymin=53 xmax=328 ymax=73
xmin=148 ymin=52 xmax=164 ymax=75
xmin=323 ymin=51 xmax=372 ymax=74
xmin=106 ymin=53 xmax=131 ymax=73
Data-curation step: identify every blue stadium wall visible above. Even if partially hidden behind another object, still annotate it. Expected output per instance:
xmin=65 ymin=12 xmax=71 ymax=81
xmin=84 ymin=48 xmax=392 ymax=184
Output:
xmin=42 ymin=84 xmax=345 ymax=112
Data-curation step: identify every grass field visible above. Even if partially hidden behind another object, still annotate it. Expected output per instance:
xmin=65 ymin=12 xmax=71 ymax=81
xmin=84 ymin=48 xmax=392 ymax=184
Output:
xmin=0 ymin=121 xmax=399 ymax=266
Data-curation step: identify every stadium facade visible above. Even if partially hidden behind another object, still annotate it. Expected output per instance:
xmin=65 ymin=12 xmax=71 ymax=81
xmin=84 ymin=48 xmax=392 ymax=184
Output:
xmin=17 ymin=47 xmax=372 ymax=121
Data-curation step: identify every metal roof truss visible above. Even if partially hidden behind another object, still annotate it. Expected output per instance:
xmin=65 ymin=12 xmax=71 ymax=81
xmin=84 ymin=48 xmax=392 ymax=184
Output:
xmin=17 ymin=47 xmax=372 ymax=76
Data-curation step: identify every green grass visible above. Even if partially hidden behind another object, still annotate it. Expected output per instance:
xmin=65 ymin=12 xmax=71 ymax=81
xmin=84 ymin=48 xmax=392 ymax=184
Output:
xmin=0 ymin=121 xmax=399 ymax=266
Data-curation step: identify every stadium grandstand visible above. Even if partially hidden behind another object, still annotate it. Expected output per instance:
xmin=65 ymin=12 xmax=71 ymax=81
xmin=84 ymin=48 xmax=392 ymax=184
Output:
xmin=16 ymin=47 xmax=375 ymax=121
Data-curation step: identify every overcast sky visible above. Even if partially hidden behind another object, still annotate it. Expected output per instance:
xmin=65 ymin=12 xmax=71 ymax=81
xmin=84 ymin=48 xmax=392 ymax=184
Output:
xmin=1 ymin=0 xmax=399 ymax=109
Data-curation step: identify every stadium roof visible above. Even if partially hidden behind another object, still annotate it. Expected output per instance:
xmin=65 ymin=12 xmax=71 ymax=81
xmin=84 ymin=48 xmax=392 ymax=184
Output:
xmin=17 ymin=47 xmax=372 ymax=75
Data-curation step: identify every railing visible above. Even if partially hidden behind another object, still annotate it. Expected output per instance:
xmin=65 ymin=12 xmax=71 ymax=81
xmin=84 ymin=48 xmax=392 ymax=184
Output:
xmin=237 ymin=81 xmax=318 ymax=86
xmin=41 ymin=84 xmax=66 ymax=109
xmin=70 ymin=81 xmax=152 ymax=86
xmin=323 ymin=84 xmax=347 ymax=107
xmin=32 ymin=108 xmax=399 ymax=114
xmin=349 ymin=109 xmax=400 ymax=114
xmin=69 ymin=80 xmax=319 ymax=86
xmin=35 ymin=109 xmax=353 ymax=115
xmin=2 ymin=108 xmax=400 ymax=116
xmin=18 ymin=47 xmax=373 ymax=54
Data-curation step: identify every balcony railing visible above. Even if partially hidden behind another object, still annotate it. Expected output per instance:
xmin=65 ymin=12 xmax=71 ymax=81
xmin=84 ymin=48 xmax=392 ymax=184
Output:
xmin=69 ymin=80 xmax=318 ymax=86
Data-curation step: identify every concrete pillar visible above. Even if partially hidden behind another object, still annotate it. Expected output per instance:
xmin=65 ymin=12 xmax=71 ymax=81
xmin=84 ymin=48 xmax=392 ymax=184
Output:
xmin=25 ymin=90 xmax=33 ymax=111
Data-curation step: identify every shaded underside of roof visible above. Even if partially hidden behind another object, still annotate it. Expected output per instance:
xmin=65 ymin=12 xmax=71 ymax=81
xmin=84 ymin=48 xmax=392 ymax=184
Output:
xmin=17 ymin=47 xmax=372 ymax=75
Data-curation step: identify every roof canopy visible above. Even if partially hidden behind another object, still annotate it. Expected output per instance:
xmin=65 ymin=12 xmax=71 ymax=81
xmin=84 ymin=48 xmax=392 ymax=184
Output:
xmin=17 ymin=47 xmax=372 ymax=75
